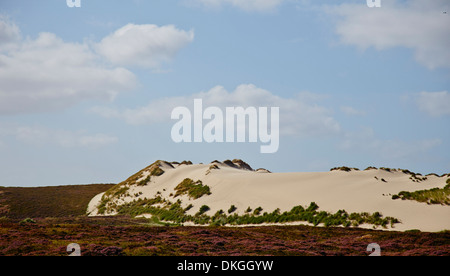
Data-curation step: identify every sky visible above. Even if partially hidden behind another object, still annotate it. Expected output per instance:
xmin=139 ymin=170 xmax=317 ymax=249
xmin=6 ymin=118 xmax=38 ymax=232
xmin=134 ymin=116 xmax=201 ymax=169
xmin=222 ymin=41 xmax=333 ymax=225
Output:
xmin=0 ymin=0 xmax=449 ymax=187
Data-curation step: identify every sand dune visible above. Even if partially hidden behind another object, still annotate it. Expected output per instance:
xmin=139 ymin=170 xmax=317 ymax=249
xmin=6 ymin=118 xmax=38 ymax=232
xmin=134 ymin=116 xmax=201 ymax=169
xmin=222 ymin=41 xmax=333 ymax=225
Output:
xmin=87 ymin=160 xmax=450 ymax=232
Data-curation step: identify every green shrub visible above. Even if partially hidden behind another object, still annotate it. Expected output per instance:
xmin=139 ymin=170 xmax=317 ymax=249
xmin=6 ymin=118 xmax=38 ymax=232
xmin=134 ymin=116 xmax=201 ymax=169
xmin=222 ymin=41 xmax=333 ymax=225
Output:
xmin=107 ymin=195 xmax=400 ymax=229
xmin=214 ymin=209 xmax=224 ymax=216
xmin=426 ymin=173 xmax=439 ymax=177
xmin=392 ymin=188 xmax=450 ymax=205
xmin=97 ymin=197 xmax=108 ymax=215
xmin=401 ymin=169 xmax=414 ymax=175
xmin=331 ymin=166 xmax=359 ymax=172
xmin=184 ymin=204 xmax=193 ymax=212
xmin=136 ymin=176 xmax=150 ymax=186
xmin=150 ymin=166 xmax=164 ymax=177
xmin=174 ymin=178 xmax=212 ymax=199
xmin=198 ymin=205 xmax=210 ymax=215
xmin=105 ymin=185 xmax=126 ymax=198
xmin=306 ymin=202 xmax=319 ymax=212
xmin=20 ymin=218 xmax=36 ymax=224
xmin=228 ymin=205 xmax=237 ymax=214
xmin=253 ymin=207 xmax=263 ymax=216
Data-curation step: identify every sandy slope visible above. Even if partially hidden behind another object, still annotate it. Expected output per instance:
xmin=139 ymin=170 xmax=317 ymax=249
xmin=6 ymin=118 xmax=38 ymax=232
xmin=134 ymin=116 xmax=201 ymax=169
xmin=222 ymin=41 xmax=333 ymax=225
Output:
xmin=87 ymin=161 xmax=450 ymax=232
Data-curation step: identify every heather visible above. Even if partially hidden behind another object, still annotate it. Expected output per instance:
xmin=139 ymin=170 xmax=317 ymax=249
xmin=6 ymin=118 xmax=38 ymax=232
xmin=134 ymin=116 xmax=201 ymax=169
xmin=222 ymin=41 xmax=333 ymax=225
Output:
xmin=0 ymin=216 xmax=448 ymax=256
xmin=0 ymin=184 xmax=115 ymax=219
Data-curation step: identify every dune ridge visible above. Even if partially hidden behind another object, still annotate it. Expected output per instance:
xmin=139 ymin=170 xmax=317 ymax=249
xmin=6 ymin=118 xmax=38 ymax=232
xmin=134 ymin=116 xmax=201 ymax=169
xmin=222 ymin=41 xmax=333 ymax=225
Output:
xmin=87 ymin=160 xmax=450 ymax=232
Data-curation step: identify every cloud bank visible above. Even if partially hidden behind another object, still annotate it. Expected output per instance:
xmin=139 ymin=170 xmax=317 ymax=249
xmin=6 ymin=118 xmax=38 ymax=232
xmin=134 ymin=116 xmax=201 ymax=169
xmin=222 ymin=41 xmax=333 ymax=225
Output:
xmin=416 ymin=91 xmax=450 ymax=117
xmin=326 ymin=0 xmax=450 ymax=69
xmin=339 ymin=127 xmax=442 ymax=162
xmin=95 ymin=24 xmax=194 ymax=68
xmin=0 ymin=18 xmax=194 ymax=114
xmin=0 ymin=124 xmax=118 ymax=149
xmin=92 ymin=84 xmax=341 ymax=138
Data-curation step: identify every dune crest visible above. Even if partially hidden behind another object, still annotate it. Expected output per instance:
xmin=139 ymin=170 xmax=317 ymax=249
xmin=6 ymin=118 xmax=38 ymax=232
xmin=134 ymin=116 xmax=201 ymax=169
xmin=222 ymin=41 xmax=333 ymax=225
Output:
xmin=87 ymin=160 xmax=450 ymax=232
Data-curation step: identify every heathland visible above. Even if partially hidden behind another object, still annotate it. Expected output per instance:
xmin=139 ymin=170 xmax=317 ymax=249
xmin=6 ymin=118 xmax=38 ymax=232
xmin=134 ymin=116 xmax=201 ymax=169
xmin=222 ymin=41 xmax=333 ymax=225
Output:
xmin=1 ymin=160 xmax=449 ymax=256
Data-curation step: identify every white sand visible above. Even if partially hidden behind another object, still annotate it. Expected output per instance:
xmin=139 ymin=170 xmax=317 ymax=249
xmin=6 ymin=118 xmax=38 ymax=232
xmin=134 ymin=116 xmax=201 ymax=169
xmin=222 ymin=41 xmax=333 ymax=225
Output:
xmin=88 ymin=162 xmax=450 ymax=232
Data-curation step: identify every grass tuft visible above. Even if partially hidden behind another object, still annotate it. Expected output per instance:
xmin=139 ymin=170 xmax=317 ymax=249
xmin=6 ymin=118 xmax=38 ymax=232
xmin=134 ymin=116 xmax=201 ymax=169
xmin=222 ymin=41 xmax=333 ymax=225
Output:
xmin=392 ymin=187 xmax=450 ymax=205
xmin=174 ymin=179 xmax=212 ymax=200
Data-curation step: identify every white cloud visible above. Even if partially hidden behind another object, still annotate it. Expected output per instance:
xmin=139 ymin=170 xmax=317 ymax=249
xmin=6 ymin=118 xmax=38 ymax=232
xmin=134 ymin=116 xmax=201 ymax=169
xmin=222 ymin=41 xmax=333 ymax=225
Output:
xmin=339 ymin=127 xmax=442 ymax=161
xmin=0 ymin=19 xmax=194 ymax=114
xmin=416 ymin=91 xmax=450 ymax=117
xmin=93 ymin=84 xmax=341 ymax=137
xmin=0 ymin=16 xmax=21 ymax=51
xmin=340 ymin=106 xmax=366 ymax=116
xmin=13 ymin=126 xmax=118 ymax=148
xmin=0 ymin=20 xmax=136 ymax=114
xmin=326 ymin=0 xmax=450 ymax=69
xmin=77 ymin=133 xmax=119 ymax=148
xmin=95 ymin=24 xmax=194 ymax=68
xmin=193 ymin=0 xmax=284 ymax=12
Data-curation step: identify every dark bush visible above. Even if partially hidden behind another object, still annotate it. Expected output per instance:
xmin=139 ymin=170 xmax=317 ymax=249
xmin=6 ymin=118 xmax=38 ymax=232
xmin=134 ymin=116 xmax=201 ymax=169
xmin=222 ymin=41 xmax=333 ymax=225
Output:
xmin=253 ymin=207 xmax=263 ymax=216
xmin=198 ymin=205 xmax=210 ymax=215
xmin=228 ymin=205 xmax=237 ymax=214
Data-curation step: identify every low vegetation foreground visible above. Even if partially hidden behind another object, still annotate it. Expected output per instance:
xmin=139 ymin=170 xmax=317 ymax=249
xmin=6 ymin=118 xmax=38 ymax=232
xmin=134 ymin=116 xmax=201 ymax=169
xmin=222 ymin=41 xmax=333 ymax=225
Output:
xmin=1 ymin=160 xmax=449 ymax=256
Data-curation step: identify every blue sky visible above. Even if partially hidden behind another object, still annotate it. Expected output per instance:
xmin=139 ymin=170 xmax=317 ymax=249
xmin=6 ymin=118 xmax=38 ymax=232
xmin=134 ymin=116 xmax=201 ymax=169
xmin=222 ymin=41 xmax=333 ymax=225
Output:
xmin=0 ymin=0 xmax=449 ymax=187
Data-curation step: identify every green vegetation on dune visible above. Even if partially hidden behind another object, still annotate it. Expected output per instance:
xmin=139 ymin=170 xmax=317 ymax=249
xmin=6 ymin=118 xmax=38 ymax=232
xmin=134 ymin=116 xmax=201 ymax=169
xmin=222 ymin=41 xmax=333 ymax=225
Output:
xmin=228 ymin=205 xmax=237 ymax=214
xmin=392 ymin=182 xmax=450 ymax=205
xmin=107 ymin=160 xmax=168 ymax=191
xmin=174 ymin=178 xmax=212 ymax=200
xmin=330 ymin=166 xmax=359 ymax=172
xmin=112 ymin=196 xmax=400 ymax=229
xmin=337 ymin=166 xmax=450 ymax=178
xmin=98 ymin=161 xmax=172 ymax=214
